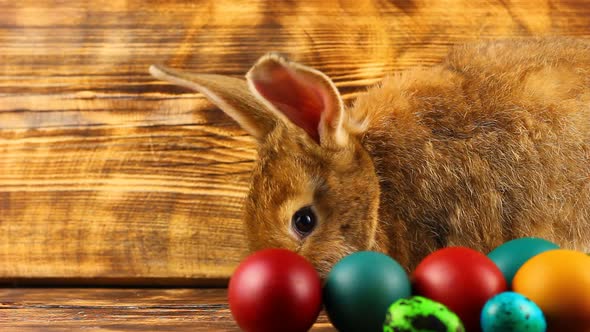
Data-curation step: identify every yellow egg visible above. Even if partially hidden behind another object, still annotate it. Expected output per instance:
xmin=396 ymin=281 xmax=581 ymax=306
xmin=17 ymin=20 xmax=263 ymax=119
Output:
xmin=513 ymin=249 xmax=590 ymax=331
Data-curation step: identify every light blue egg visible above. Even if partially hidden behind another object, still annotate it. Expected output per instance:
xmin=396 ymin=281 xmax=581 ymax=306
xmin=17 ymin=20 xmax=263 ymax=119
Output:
xmin=481 ymin=292 xmax=546 ymax=332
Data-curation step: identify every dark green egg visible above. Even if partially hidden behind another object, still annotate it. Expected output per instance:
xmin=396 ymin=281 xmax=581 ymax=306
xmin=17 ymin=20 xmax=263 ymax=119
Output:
xmin=487 ymin=237 xmax=559 ymax=285
xmin=323 ymin=251 xmax=411 ymax=332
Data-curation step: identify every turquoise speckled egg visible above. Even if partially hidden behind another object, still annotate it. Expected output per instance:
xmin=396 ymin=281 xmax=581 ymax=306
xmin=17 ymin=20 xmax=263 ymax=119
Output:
xmin=383 ymin=296 xmax=465 ymax=332
xmin=481 ymin=292 xmax=546 ymax=332
xmin=487 ymin=237 xmax=559 ymax=285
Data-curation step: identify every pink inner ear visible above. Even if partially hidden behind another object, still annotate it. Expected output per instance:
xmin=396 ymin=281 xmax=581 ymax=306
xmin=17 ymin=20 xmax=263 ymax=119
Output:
xmin=251 ymin=66 xmax=329 ymax=143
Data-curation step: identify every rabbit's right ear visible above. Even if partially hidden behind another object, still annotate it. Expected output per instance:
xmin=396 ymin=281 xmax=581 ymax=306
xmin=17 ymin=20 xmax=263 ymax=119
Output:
xmin=149 ymin=65 xmax=276 ymax=140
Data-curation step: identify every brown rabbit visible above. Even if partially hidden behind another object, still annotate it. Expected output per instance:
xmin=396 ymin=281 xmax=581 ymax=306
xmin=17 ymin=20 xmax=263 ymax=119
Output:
xmin=150 ymin=37 xmax=590 ymax=276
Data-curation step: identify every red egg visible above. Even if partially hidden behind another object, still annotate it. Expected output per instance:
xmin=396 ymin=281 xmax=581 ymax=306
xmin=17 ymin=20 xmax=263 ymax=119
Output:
xmin=411 ymin=247 xmax=507 ymax=332
xmin=228 ymin=248 xmax=322 ymax=332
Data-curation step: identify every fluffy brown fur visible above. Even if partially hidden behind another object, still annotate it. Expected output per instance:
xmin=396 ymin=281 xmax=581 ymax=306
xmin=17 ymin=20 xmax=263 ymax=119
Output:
xmin=150 ymin=37 xmax=590 ymax=276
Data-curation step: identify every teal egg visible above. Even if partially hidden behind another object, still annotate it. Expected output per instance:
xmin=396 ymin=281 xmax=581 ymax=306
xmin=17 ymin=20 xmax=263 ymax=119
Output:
xmin=323 ymin=251 xmax=411 ymax=332
xmin=383 ymin=296 xmax=465 ymax=332
xmin=487 ymin=237 xmax=558 ymax=285
xmin=481 ymin=291 xmax=546 ymax=332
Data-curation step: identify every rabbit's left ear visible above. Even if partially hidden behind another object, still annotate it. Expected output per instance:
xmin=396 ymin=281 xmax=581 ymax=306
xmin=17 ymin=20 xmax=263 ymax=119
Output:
xmin=246 ymin=53 xmax=347 ymax=148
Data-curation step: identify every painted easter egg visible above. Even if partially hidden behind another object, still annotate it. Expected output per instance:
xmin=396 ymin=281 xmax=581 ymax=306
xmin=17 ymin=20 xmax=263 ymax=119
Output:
xmin=487 ymin=237 xmax=559 ymax=286
xmin=324 ymin=251 xmax=411 ymax=332
xmin=481 ymin=291 xmax=546 ymax=332
xmin=228 ymin=248 xmax=322 ymax=332
xmin=383 ymin=296 xmax=465 ymax=332
xmin=513 ymin=249 xmax=590 ymax=331
xmin=412 ymin=247 xmax=507 ymax=331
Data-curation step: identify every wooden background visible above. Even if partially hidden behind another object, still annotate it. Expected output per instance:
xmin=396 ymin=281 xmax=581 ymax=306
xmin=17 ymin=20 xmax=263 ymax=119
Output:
xmin=1 ymin=0 xmax=589 ymax=285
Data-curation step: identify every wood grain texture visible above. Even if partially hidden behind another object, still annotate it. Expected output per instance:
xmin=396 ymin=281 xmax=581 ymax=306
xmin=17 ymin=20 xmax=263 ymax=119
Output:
xmin=1 ymin=0 xmax=589 ymax=282
xmin=0 ymin=288 xmax=334 ymax=331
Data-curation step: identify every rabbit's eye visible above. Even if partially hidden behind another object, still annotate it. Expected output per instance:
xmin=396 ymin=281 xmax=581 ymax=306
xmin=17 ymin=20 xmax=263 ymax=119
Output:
xmin=292 ymin=206 xmax=317 ymax=237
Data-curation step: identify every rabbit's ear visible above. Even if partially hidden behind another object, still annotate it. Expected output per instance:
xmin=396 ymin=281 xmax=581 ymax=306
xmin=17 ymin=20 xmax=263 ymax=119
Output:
xmin=246 ymin=53 xmax=347 ymax=147
xmin=149 ymin=65 xmax=276 ymax=140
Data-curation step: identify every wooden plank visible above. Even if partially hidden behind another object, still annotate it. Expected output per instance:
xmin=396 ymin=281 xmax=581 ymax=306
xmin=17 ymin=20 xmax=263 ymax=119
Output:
xmin=0 ymin=0 xmax=589 ymax=281
xmin=0 ymin=288 xmax=335 ymax=331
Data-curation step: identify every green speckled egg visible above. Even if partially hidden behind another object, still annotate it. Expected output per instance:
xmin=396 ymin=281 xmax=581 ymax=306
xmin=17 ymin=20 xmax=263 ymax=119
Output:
xmin=383 ymin=296 xmax=465 ymax=332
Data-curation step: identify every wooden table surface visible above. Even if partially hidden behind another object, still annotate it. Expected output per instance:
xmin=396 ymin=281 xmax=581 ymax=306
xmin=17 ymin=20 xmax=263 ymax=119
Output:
xmin=0 ymin=288 xmax=335 ymax=331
